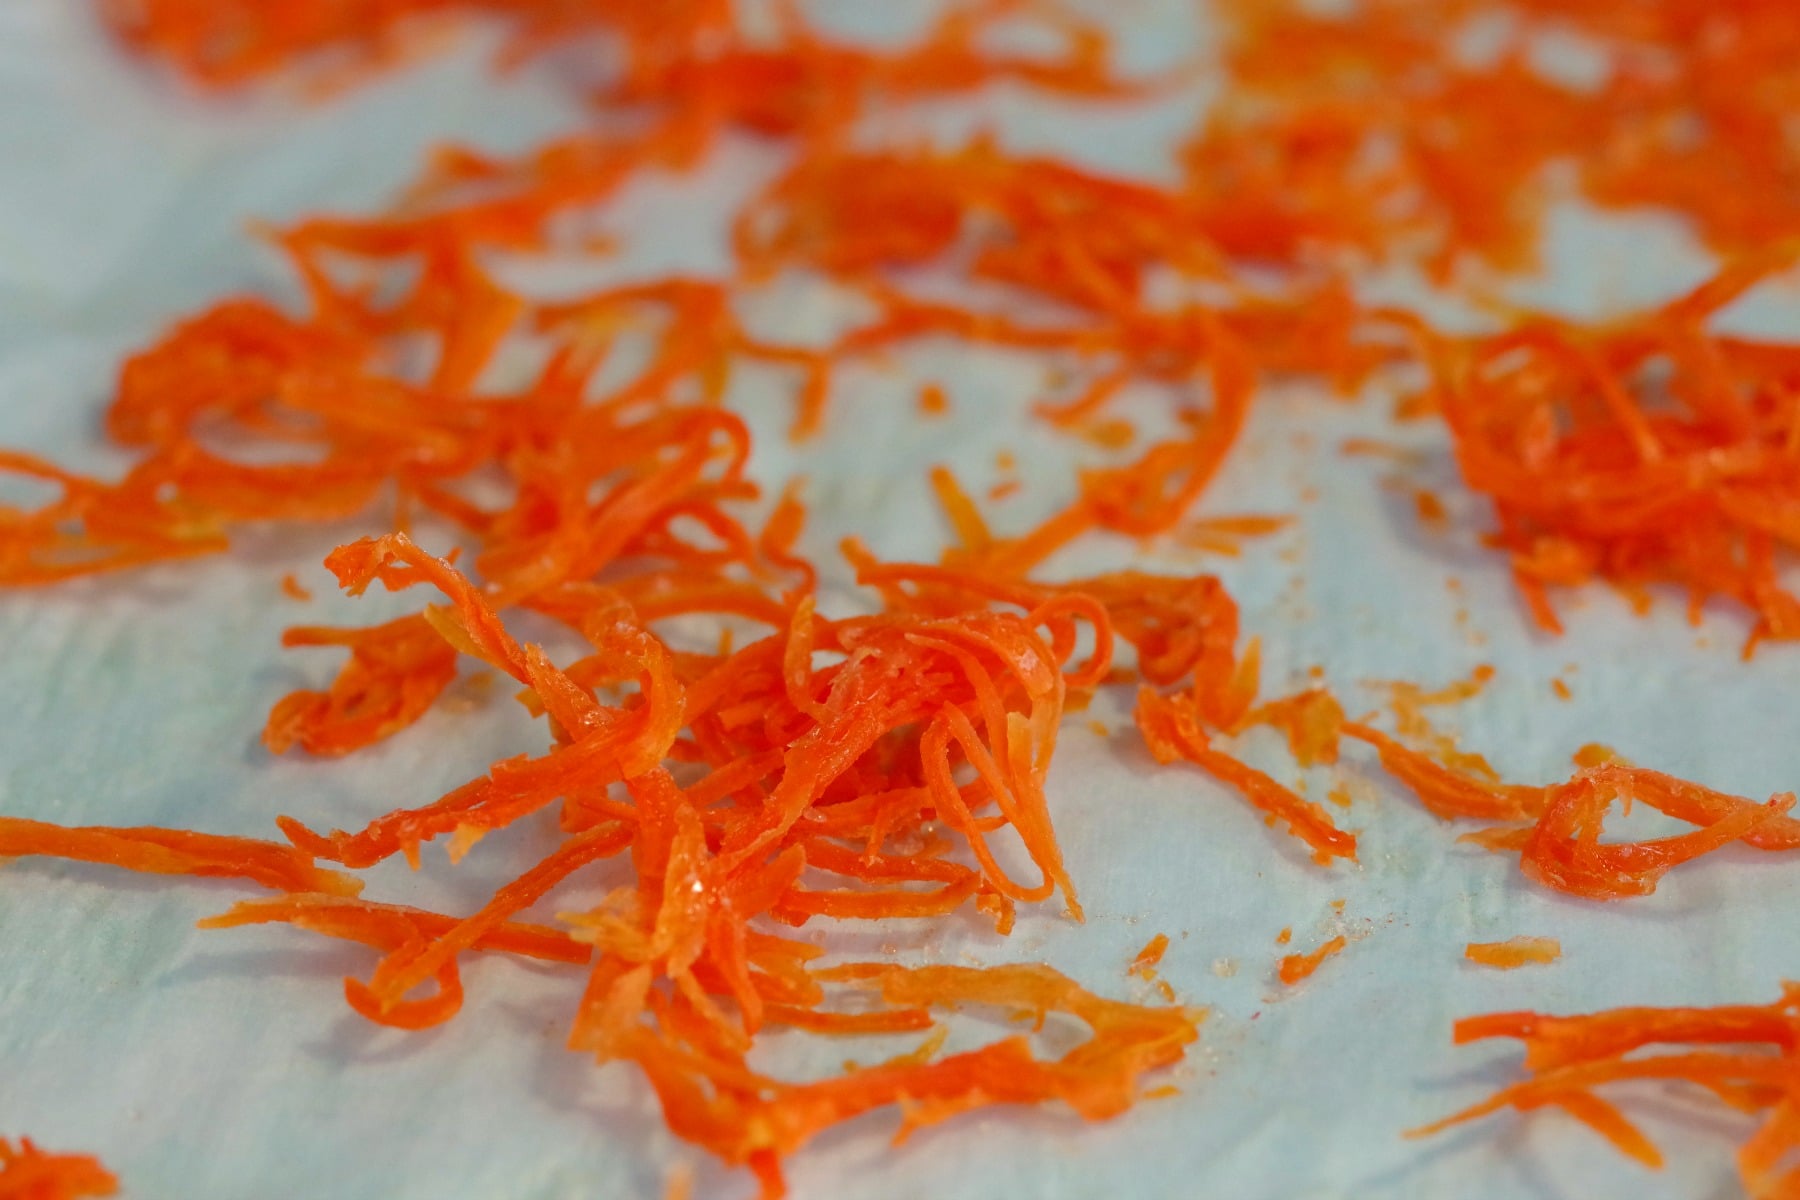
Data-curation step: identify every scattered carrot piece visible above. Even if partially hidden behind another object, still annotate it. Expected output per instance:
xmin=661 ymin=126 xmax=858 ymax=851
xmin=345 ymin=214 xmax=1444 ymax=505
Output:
xmin=1278 ymin=935 xmax=1346 ymax=986
xmin=1465 ymin=937 xmax=1562 ymax=969
xmin=1130 ymin=933 xmax=1171 ymax=978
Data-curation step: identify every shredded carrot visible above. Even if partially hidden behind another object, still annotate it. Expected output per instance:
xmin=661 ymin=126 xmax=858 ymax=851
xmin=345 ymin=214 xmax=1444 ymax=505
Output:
xmin=0 ymin=1137 xmax=117 ymax=1199
xmin=4 ymin=0 xmax=1799 ymax=1191
xmin=1138 ymin=688 xmax=1357 ymax=865
xmin=1242 ymin=686 xmax=1344 ymax=767
xmin=1416 ymin=984 xmax=1800 ymax=1194
xmin=1130 ymin=933 xmax=1171 ymax=977
xmin=1551 ymin=678 xmax=1572 ymax=701
xmin=280 ymin=571 xmax=312 ymax=601
xmin=0 ymin=818 xmax=360 ymax=896
xmin=1365 ymin=664 xmax=1497 ymax=778
xmin=1275 ymin=927 xmax=1292 ymax=946
xmin=1278 ymin=935 xmax=1346 ymax=986
xmin=1346 ymin=723 xmax=1800 ymax=899
xmin=1465 ymin=937 xmax=1562 ymax=969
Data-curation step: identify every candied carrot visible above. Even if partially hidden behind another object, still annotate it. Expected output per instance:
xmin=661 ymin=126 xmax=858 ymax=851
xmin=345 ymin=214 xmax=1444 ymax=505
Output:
xmin=1137 ymin=688 xmax=1357 ymax=865
xmin=1416 ymin=984 xmax=1800 ymax=1196
xmin=1129 ymin=934 xmax=1171 ymax=978
xmin=0 ymin=1137 xmax=117 ymax=1199
xmin=1347 ymin=723 xmax=1800 ymax=897
xmin=1278 ymin=935 xmax=1346 ymax=986
xmin=10 ymin=0 xmax=1800 ymax=1194
xmin=0 ymin=818 xmax=359 ymax=896
xmin=1465 ymin=938 xmax=1561 ymax=969
xmin=1242 ymin=687 xmax=1344 ymax=767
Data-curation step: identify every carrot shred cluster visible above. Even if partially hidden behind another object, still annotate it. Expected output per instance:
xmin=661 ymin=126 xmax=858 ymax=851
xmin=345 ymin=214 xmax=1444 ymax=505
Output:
xmin=3 ymin=0 xmax=1800 ymax=1193
xmin=1417 ymin=987 xmax=1800 ymax=1197
xmin=1344 ymin=720 xmax=1800 ymax=900
xmin=1424 ymin=246 xmax=1800 ymax=641
xmin=0 ymin=1137 xmax=117 ymax=1200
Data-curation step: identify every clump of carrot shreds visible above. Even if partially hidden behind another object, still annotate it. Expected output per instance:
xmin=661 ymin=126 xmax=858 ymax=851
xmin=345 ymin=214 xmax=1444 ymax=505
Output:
xmin=4 ymin=0 xmax=1800 ymax=1194
xmin=0 ymin=1137 xmax=117 ymax=1200
xmin=1417 ymin=986 xmax=1800 ymax=1198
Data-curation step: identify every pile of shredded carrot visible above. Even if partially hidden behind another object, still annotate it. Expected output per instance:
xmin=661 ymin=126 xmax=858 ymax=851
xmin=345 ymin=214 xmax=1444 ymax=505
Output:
xmin=4 ymin=0 xmax=1800 ymax=1193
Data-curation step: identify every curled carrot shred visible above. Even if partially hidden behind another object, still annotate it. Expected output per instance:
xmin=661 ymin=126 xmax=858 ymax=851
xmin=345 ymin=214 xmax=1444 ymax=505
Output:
xmin=1346 ymin=723 xmax=1800 ymax=899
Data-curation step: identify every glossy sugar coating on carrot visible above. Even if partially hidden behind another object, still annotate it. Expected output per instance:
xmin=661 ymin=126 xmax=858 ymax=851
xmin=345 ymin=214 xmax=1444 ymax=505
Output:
xmin=1416 ymin=984 xmax=1800 ymax=1195
xmin=0 ymin=1137 xmax=117 ymax=1199
xmin=1464 ymin=938 xmax=1561 ymax=969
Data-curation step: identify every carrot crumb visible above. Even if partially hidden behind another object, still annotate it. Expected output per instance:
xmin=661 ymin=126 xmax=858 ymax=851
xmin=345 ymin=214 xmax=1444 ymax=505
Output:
xmin=1079 ymin=418 xmax=1136 ymax=450
xmin=280 ymin=572 xmax=312 ymax=601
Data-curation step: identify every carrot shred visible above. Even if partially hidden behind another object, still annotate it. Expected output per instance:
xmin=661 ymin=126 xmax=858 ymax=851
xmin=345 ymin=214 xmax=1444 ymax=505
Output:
xmin=1465 ymin=937 xmax=1562 ymax=970
xmin=1129 ymin=933 xmax=1171 ymax=978
xmin=0 ymin=818 xmax=360 ymax=897
xmin=1277 ymin=935 xmax=1346 ymax=986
